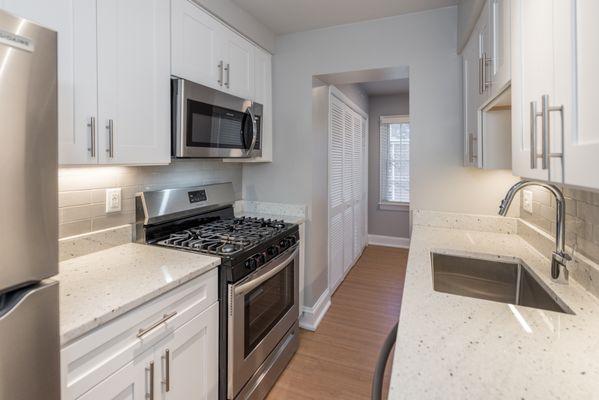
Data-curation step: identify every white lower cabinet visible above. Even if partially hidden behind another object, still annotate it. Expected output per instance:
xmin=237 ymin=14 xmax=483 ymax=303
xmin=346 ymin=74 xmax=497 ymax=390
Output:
xmin=78 ymin=303 xmax=219 ymax=400
xmin=156 ymin=303 xmax=219 ymax=400
xmin=62 ymin=270 xmax=219 ymax=400
xmin=77 ymin=351 xmax=153 ymax=400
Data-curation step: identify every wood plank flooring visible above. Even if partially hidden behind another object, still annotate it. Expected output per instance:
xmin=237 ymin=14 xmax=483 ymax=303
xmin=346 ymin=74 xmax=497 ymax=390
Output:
xmin=266 ymin=245 xmax=408 ymax=400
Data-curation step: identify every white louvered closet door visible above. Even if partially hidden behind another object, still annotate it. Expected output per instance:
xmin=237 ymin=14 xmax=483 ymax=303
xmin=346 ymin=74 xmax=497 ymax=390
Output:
xmin=329 ymin=91 xmax=368 ymax=293
xmin=329 ymin=95 xmax=346 ymax=291
xmin=352 ymin=114 xmax=363 ymax=260
xmin=342 ymin=107 xmax=355 ymax=273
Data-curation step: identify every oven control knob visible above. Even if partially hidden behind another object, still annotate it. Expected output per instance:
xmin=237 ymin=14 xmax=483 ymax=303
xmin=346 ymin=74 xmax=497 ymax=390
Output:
xmin=252 ymin=254 xmax=265 ymax=268
xmin=245 ymin=258 xmax=257 ymax=270
xmin=266 ymin=246 xmax=279 ymax=257
xmin=288 ymin=236 xmax=297 ymax=246
xmin=279 ymin=239 xmax=288 ymax=249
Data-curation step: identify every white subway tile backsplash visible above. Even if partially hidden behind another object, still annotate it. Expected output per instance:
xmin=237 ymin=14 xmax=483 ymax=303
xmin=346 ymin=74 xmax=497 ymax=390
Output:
xmin=520 ymin=185 xmax=599 ymax=267
xmin=59 ymin=191 xmax=92 ymax=207
xmin=58 ymin=160 xmax=242 ymax=238
xmin=59 ymin=219 xmax=91 ymax=238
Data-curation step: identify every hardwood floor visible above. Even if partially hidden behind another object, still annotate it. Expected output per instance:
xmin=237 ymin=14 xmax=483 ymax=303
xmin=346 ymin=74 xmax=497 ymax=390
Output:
xmin=266 ymin=245 xmax=408 ymax=400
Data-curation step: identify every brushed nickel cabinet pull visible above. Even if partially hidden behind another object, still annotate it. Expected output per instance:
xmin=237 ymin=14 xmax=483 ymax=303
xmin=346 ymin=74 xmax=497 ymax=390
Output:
xmin=147 ymin=361 xmax=155 ymax=400
xmin=225 ymin=63 xmax=230 ymax=88
xmin=163 ymin=349 xmax=171 ymax=392
xmin=137 ymin=311 xmax=177 ymax=338
xmin=106 ymin=119 xmax=114 ymax=158
xmin=87 ymin=117 xmax=96 ymax=157
xmin=218 ymin=60 xmax=224 ymax=86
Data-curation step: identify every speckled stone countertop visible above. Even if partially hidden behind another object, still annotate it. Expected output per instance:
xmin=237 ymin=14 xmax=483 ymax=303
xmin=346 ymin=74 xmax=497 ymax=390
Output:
xmin=388 ymin=211 xmax=599 ymax=399
xmin=57 ymin=243 xmax=220 ymax=345
xmin=236 ymin=211 xmax=305 ymax=225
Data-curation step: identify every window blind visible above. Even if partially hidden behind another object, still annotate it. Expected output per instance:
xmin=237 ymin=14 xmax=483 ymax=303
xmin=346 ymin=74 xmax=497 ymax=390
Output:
xmin=380 ymin=115 xmax=410 ymax=204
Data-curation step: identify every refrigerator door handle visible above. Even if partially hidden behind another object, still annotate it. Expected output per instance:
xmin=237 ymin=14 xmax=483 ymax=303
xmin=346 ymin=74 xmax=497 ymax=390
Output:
xmin=0 ymin=281 xmax=60 ymax=400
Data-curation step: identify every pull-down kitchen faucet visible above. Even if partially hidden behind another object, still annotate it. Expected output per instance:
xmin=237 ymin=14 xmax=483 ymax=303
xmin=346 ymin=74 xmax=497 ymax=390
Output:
xmin=498 ymin=180 xmax=571 ymax=283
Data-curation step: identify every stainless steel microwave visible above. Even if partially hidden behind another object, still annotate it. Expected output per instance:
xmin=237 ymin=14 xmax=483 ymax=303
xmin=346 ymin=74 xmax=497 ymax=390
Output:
xmin=171 ymin=78 xmax=262 ymax=158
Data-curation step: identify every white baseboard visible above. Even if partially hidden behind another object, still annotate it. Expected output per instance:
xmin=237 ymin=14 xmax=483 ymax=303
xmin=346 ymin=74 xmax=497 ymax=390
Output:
xmin=368 ymin=234 xmax=410 ymax=249
xmin=299 ymin=288 xmax=331 ymax=331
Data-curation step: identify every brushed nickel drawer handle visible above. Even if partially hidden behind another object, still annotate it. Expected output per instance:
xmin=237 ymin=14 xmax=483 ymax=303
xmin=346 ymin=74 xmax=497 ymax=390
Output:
xmin=163 ymin=349 xmax=171 ymax=392
xmin=137 ymin=311 xmax=177 ymax=338
xmin=147 ymin=361 xmax=155 ymax=400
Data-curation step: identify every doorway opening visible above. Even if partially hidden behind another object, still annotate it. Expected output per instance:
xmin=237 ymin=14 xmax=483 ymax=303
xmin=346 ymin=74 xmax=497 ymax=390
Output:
xmin=312 ymin=66 xmax=411 ymax=295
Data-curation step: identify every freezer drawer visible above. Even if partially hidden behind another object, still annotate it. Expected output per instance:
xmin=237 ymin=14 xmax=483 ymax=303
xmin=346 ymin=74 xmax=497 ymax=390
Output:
xmin=0 ymin=9 xmax=58 ymax=292
xmin=0 ymin=281 xmax=60 ymax=400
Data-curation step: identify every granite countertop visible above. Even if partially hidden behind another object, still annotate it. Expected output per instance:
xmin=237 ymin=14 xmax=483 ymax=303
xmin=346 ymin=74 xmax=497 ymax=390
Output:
xmin=57 ymin=243 xmax=220 ymax=345
xmin=236 ymin=211 xmax=306 ymax=225
xmin=388 ymin=212 xmax=599 ymax=399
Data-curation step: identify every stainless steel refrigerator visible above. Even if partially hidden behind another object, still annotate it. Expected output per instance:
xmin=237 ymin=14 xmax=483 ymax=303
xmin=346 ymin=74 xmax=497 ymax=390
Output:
xmin=0 ymin=9 xmax=60 ymax=400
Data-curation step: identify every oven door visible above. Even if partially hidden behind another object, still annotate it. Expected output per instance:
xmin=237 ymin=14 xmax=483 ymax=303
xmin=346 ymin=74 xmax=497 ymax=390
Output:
xmin=172 ymin=78 xmax=262 ymax=158
xmin=228 ymin=245 xmax=299 ymax=399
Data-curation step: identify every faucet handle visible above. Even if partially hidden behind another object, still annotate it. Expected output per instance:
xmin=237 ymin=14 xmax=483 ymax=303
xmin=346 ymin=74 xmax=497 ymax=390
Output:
xmin=551 ymin=251 xmax=571 ymax=284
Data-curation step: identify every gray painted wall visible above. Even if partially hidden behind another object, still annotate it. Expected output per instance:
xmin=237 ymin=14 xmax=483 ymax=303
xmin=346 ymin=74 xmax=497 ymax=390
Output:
xmin=367 ymin=94 xmax=411 ymax=238
xmin=242 ymin=6 xmax=519 ymax=309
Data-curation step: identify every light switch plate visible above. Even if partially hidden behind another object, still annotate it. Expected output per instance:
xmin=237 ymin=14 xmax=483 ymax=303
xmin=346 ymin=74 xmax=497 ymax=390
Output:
xmin=523 ymin=190 xmax=533 ymax=213
xmin=105 ymin=188 xmax=122 ymax=213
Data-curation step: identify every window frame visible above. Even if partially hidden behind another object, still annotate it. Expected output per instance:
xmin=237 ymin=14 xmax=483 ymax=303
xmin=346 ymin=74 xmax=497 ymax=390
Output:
xmin=379 ymin=114 xmax=410 ymax=212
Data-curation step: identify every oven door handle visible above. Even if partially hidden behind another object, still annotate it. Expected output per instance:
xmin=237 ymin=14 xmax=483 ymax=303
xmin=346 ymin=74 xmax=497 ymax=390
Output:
xmin=234 ymin=246 xmax=298 ymax=296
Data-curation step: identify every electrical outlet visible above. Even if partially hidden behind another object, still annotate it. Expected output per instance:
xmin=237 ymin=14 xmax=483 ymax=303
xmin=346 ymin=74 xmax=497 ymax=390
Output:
xmin=105 ymin=188 xmax=122 ymax=213
xmin=523 ymin=190 xmax=533 ymax=213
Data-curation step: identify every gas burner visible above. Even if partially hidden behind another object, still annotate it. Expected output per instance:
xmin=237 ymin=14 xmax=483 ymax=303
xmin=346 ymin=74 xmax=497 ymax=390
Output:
xmin=156 ymin=216 xmax=290 ymax=257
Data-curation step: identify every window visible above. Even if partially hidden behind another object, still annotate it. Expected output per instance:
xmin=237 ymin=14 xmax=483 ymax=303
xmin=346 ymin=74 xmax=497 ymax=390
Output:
xmin=379 ymin=115 xmax=410 ymax=208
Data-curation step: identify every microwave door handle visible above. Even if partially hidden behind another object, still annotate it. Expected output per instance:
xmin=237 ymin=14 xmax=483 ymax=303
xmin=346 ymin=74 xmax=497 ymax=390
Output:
xmin=234 ymin=247 xmax=298 ymax=296
xmin=246 ymin=106 xmax=258 ymax=155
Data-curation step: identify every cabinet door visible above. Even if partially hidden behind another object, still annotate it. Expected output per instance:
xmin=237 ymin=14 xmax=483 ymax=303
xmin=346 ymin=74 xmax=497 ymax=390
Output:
xmin=511 ymin=0 xmax=553 ymax=180
xmin=171 ymin=0 xmax=224 ymax=90
xmin=477 ymin=1 xmax=492 ymax=101
xmin=489 ymin=0 xmax=511 ymax=97
xmin=463 ymin=32 xmax=481 ymax=167
xmin=0 ymin=0 xmax=91 ymax=164
xmin=157 ymin=303 xmax=219 ymax=400
xmin=77 ymin=351 xmax=154 ymax=400
xmin=223 ymin=30 xmax=254 ymax=99
xmin=251 ymin=47 xmax=272 ymax=162
xmin=97 ymin=0 xmax=170 ymax=165
xmin=558 ymin=0 xmax=599 ymax=189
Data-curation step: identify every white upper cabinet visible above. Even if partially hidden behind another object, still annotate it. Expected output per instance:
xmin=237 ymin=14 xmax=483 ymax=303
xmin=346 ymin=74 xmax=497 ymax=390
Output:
xmin=233 ymin=47 xmax=273 ymax=163
xmin=171 ymin=0 xmax=255 ymax=99
xmin=489 ymin=0 xmax=511 ymax=97
xmin=0 ymin=0 xmax=82 ymax=164
xmin=512 ymin=0 xmax=599 ymax=190
xmin=5 ymin=0 xmax=171 ymax=165
xmin=463 ymin=31 xmax=481 ymax=167
xmin=556 ymin=0 xmax=599 ymax=189
xmin=511 ymin=0 xmax=554 ymax=181
xmin=171 ymin=0 xmax=224 ymax=90
xmin=223 ymin=30 xmax=254 ymax=99
xmin=96 ymin=0 xmax=171 ymax=165
xmin=462 ymin=0 xmax=511 ymax=169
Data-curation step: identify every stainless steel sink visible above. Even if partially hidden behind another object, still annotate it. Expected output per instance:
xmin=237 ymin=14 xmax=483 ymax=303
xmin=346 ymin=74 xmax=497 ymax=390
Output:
xmin=431 ymin=252 xmax=574 ymax=314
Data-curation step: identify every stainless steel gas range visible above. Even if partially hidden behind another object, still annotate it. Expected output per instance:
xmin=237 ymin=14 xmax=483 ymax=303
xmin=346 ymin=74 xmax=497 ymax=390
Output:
xmin=135 ymin=183 xmax=299 ymax=400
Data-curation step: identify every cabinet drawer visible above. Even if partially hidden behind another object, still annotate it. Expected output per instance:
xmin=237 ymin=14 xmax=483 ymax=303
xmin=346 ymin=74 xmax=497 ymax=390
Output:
xmin=61 ymin=268 xmax=218 ymax=399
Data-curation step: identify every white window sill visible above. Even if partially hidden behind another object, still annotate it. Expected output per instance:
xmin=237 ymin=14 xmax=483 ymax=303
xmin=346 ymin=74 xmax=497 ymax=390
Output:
xmin=378 ymin=202 xmax=410 ymax=211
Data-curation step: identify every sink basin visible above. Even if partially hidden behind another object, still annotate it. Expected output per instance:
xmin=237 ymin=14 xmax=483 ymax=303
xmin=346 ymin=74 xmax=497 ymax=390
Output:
xmin=431 ymin=252 xmax=573 ymax=314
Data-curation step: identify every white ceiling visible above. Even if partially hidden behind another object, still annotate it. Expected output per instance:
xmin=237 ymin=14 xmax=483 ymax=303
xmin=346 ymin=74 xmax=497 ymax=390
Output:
xmin=231 ymin=0 xmax=459 ymax=35
xmin=359 ymin=78 xmax=410 ymax=96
